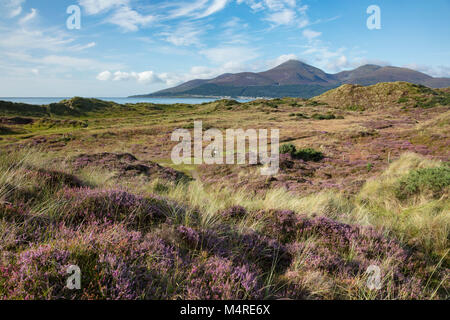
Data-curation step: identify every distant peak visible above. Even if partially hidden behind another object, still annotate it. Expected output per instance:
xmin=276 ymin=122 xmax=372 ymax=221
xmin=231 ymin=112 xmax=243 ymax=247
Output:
xmin=270 ymin=59 xmax=313 ymax=71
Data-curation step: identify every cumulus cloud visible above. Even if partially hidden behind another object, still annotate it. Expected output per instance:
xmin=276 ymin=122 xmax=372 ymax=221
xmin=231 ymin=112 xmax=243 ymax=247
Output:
xmin=96 ymin=70 xmax=112 ymax=81
xmin=97 ymin=70 xmax=166 ymax=84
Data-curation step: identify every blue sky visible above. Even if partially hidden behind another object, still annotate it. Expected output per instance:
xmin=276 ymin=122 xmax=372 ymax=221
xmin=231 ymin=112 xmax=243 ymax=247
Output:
xmin=0 ymin=0 xmax=449 ymax=97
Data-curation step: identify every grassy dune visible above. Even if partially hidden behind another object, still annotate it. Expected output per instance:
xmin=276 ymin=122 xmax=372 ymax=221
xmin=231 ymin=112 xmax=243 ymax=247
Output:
xmin=0 ymin=82 xmax=448 ymax=300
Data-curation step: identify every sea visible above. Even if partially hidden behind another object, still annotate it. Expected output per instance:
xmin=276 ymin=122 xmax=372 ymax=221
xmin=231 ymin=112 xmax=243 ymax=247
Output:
xmin=0 ymin=97 xmax=253 ymax=105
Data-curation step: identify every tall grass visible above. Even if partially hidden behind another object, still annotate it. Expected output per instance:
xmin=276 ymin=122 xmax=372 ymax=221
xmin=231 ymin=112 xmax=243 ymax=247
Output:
xmin=0 ymin=150 xmax=448 ymax=299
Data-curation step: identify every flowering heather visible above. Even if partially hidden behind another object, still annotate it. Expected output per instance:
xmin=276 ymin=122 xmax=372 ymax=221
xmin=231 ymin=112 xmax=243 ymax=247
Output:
xmin=71 ymin=153 xmax=189 ymax=183
xmin=60 ymin=188 xmax=167 ymax=228
xmin=186 ymin=256 xmax=263 ymax=300
xmin=28 ymin=168 xmax=84 ymax=189
xmin=0 ymin=223 xmax=189 ymax=300
xmin=259 ymin=210 xmax=300 ymax=243
xmin=176 ymin=225 xmax=200 ymax=248
xmin=0 ymin=244 xmax=72 ymax=299
xmin=199 ymin=227 xmax=292 ymax=272
xmin=220 ymin=205 xmax=247 ymax=220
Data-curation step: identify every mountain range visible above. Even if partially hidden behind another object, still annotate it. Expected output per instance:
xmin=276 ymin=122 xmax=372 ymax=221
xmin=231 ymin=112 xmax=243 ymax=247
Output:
xmin=132 ymin=60 xmax=450 ymax=99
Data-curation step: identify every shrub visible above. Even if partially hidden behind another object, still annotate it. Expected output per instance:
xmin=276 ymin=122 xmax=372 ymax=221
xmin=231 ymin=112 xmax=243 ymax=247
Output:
xmin=220 ymin=206 xmax=247 ymax=220
xmin=346 ymin=105 xmax=366 ymax=112
xmin=279 ymin=144 xmax=297 ymax=156
xmin=312 ymin=113 xmax=336 ymax=120
xmin=395 ymin=166 xmax=450 ymax=200
xmin=279 ymin=144 xmax=324 ymax=162
xmin=295 ymin=148 xmax=325 ymax=162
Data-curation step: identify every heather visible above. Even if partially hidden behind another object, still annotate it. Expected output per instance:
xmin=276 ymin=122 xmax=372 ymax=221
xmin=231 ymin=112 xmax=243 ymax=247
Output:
xmin=0 ymin=150 xmax=448 ymax=300
xmin=0 ymin=88 xmax=449 ymax=300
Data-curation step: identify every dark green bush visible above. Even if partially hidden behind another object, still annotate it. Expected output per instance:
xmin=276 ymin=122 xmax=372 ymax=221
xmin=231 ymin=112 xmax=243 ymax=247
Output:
xmin=397 ymin=97 xmax=409 ymax=104
xmin=295 ymin=148 xmax=325 ymax=162
xmin=279 ymin=144 xmax=324 ymax=162
xmin=346 ymin=105 xmax=366 ymax=111
xmin=312 ymin=113 xmax=336 ymax=120
xmin=395 ymin=166 xmax=450 ymax=200
xmin=279 ymin=143 xmax=297 ymax=156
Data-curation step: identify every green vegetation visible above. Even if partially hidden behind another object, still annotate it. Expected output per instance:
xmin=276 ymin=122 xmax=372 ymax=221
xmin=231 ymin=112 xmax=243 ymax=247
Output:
xmin=311 ymin=113 xmax=337 ymax=120
xmin=346 ymin=105 xmax=366 ymax=112
xmin=280 ymin=144 xmax=325 ymax=162
xmin=396 ymin=165 xmax=450 ymax=200
xmin=0 ymin=84 xmax=449 ymax=300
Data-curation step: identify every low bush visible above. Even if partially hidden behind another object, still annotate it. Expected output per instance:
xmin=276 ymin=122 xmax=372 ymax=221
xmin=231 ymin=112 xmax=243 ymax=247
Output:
xmin=279 ymin=144 xmax=324 ymax=162
xmin=312 ymin=113 xmax=337 ymax=120
xmin=395 ymin=166 xmax=450 ymax=200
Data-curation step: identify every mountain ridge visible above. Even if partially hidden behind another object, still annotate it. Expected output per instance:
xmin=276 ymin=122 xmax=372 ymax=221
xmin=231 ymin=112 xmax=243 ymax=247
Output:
xmin=132 ymin=60 xmax=450 ymax=99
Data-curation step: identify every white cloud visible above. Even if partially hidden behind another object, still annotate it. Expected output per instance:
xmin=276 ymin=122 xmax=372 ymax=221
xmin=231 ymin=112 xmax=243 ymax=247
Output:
xmin=160 ymin=23 xmax=204 ymax=46
xmin=197 ymin=0 xmax=229 ymax=18
xmin=106 ymin=6 xmax=155 ymax=32
xmin=268 ymin=54 xmax=298 ymax=68
xmin=265 ymin=9 xmax=295 ymax=25
xmin=167 ymin=0 xmax=209 ymax=19
xmin=96 ymin=70 xmax=111 ymax=80
xmin=97 ymin=70 xmax=165 ymax=84
xmin=19 ymin=8 xmax=37 ymax=24
xmin=70 ymin=42 xmax=97 ymax=51
xmin=238 ymin=0 xmax=309 ymax=28
xmin=78 ymin=0 xmax=129 ymax=15
xmin=200 ymin=46 xmax=259 ymax=64
xmin=403 ymin=63 xmax=450 ymax=78
xmin=1 ymin=0 xmax=25 ymax=18
xmin=0 ymin=28 xmax=75 ymax=51
xmin=302 ymin=29 xmax=321 ymax=40
xmin=166 ymin=0 xmax=229 ymax=19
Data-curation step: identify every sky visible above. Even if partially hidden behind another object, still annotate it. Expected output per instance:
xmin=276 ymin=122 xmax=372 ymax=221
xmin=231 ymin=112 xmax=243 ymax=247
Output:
xmin=0 ymin=0 xmax=449 ymax=97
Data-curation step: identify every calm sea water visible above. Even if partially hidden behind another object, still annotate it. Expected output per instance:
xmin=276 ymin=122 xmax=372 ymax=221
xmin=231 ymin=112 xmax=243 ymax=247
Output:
xmin=0 ymin=97 xmax=252 ymax=105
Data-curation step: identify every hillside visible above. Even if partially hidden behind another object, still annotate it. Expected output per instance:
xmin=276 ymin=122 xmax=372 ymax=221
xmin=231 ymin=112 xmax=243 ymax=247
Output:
xmin=133 ymin=60 xmax=450 ymax=98
xmin=313 ymin=82 xmax=450 ymax=109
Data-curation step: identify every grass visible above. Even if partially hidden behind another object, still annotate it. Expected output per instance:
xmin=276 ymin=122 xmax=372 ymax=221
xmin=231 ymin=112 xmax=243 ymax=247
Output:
xmin=0 ymin=149 xmax=447 ymax=300
xmin=0 ymin=85 xmax=449 ymax=300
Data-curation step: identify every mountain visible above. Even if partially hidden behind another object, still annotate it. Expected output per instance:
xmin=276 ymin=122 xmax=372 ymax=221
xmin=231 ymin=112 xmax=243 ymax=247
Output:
xmin=132 ymin=60 xmax=450 ymax=99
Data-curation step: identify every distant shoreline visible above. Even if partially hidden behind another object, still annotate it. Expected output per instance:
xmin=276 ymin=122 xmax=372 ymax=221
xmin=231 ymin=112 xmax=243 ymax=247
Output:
xmin=0 ymin=96 xmax=253 ymax=106
xmin=129 ymin=95 xmax=270 ymax=100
